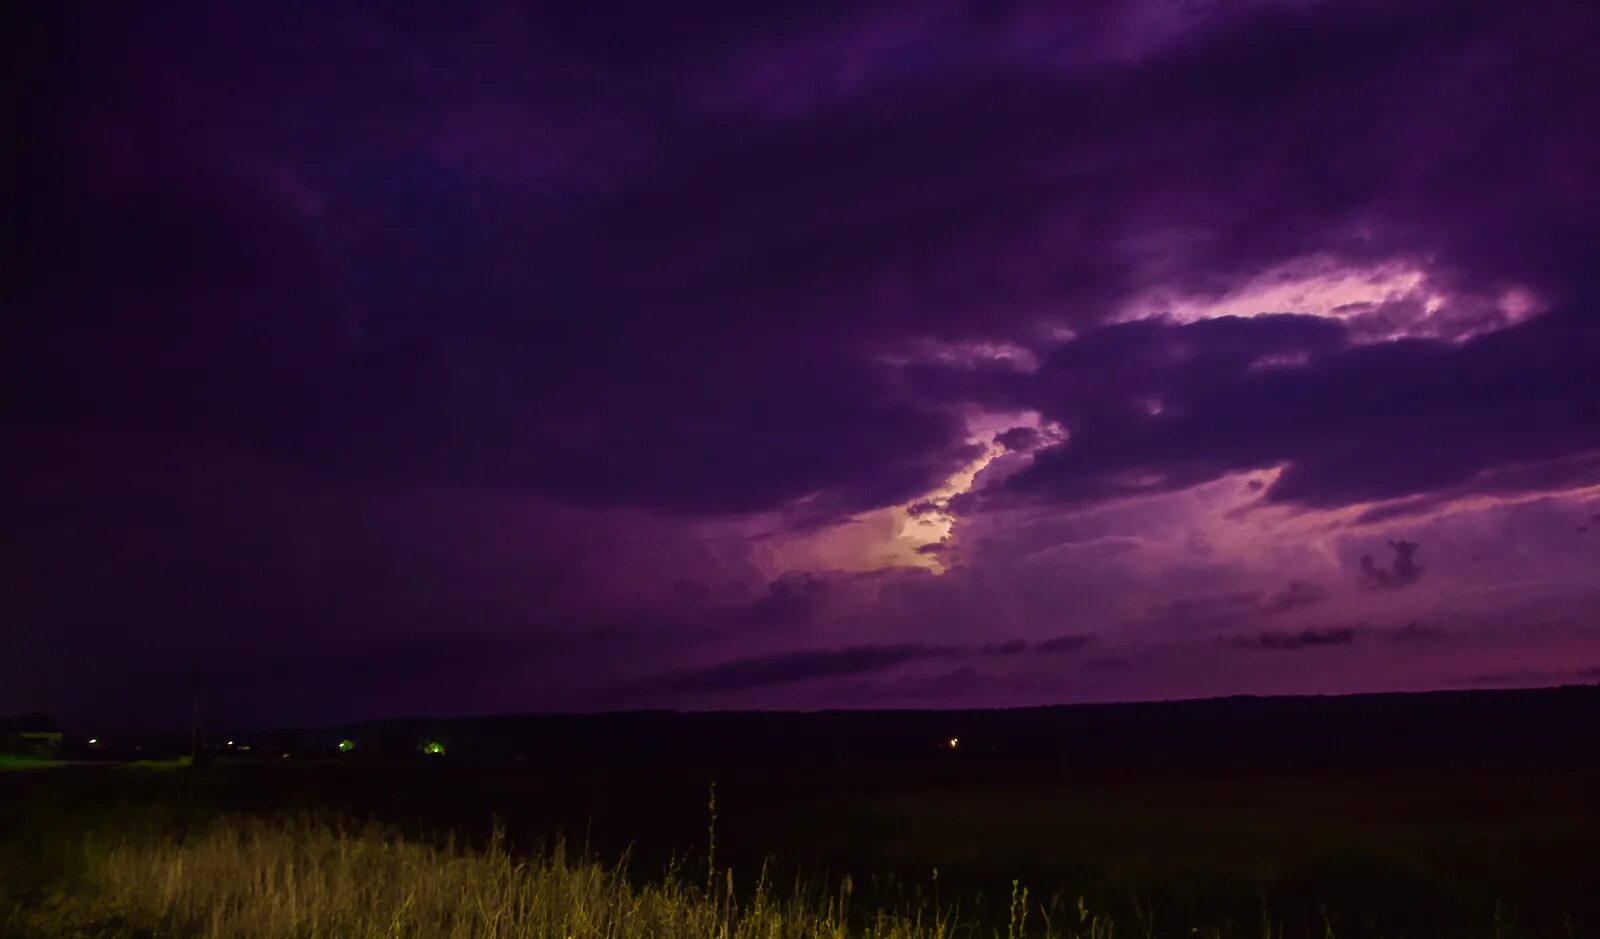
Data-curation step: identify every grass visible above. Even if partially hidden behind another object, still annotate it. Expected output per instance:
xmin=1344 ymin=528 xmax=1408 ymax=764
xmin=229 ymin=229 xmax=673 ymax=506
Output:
xmin=10 ymin=814 xmax=1122 ymax=939
xmin=0 ymin=756 xmax=65 ymax=772
xmin=2 ymin=763 xmax=1594 ymax=938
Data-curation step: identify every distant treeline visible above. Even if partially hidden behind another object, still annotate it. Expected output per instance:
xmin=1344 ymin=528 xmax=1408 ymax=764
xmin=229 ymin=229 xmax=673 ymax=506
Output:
xmin=183 ymin=684 xmax=1600 ymax=778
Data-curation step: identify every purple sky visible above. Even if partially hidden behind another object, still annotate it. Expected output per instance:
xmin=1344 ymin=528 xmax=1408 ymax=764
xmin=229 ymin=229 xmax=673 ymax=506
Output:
xmin=9 ymin=0 xmax=1600 ymax=727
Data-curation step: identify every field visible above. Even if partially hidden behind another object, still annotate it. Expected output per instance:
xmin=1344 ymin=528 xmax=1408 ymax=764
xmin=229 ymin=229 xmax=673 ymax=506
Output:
xmin=3 ymin=761 xmax=1597 ymax=937
xmin=4 ymin=691 xmax=1597 ymax=937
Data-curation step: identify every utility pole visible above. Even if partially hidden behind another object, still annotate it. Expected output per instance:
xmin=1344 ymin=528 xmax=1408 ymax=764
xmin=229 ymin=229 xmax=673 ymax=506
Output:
xmin=191 ymin=666 xmax=203 ymax=762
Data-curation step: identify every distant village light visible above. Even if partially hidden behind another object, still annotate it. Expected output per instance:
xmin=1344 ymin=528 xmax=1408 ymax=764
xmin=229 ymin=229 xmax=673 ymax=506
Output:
xmin=947 ymin=737 xmax=960 ymax=749
xmin=87 ymin=738 xmax=98 ymax=745
xmin=338 ymin=739 xmax=355 ymax=753
xmin=422 ymin=740 xmax=446 ymax=756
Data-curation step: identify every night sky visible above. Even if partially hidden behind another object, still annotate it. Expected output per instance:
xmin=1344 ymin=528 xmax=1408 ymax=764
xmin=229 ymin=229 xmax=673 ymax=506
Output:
xmin=9 ymin=1 xmax=1600 ymax=728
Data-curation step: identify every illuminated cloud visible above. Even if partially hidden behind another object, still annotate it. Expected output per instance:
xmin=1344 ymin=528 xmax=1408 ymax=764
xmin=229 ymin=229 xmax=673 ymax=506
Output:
xmin=1120 ymin=255 xmax=1544 ymax=343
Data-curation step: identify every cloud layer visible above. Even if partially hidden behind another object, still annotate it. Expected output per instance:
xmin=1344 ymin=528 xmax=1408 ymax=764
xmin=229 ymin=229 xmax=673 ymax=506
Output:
xmin=7 ymin=0 xmax=1599 ymax=724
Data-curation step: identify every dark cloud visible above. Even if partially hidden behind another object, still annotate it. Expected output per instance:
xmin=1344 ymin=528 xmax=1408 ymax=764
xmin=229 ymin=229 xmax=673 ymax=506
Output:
xmin=1256 ymin=581 xmax=1329 ymax=616
xmin=1149 ymin=581 xmax=1328 ymax=630
xmin=631 ymin=644 xmax=956 ymax=696
xmin=1233 ymin=619 xmax=1450 ymax=648
xmin=738 ymin=574 xmax=829 ymax=630
xmin=1035 ymin=634 xmax=1096 ymax=654
xmin=843 ymin=666 xmax=990 ymax=704
xmin=1228 ymin=628 xmax=1359 ymax=651
xmin=994 ymin=427 xmax=1040 ymax=451
xmin=894 ymin=667 xmax=988 ymax=701
xmin=981 ymin=638 xmax=1029 ymax=656
xmin=1149 ymin=590 xmax=1266 ymax=626
xmin=16 ymin=0 xmax=1599 ymax=524
xmin=7 ymin=0 xmax=1600 ymax=719
xmin=202 ymin=627 xmax=669 ymax=722
xmin=1359 ymin=540 xmax=1424 ymax=590
xmin=1352 ymin=453 xmax=1600 ymax=524
xmin=1382 ymin=620 xmax=1450 ymax=644
xmin=964 ymin=311 xmax=1600 ymax=516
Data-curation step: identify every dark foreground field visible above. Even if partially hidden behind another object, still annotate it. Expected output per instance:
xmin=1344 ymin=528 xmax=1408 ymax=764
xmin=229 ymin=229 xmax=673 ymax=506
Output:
xmin=4 ymin=687 xmax=1597 ymax=938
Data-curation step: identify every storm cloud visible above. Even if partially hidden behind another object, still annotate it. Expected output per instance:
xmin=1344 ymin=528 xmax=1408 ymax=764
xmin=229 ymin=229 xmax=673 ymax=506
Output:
xmin=7 ymin=0 xmax=1599 ymax=722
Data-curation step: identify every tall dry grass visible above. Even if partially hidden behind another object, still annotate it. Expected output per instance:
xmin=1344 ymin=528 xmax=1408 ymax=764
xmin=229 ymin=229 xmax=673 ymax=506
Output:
xmin=19 ymin=816 xmax=1126 ymax=939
